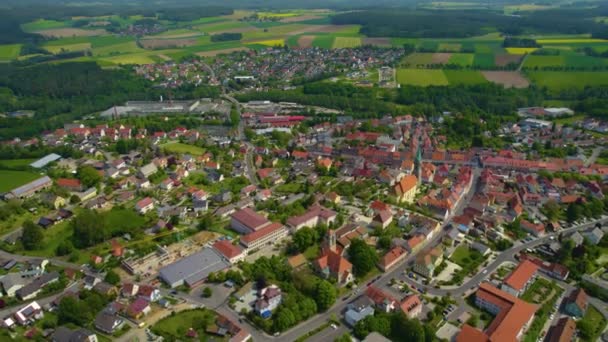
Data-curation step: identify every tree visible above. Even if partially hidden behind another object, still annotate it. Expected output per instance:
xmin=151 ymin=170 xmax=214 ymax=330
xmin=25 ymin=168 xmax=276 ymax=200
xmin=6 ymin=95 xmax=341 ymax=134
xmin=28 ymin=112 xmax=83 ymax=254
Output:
xmin=290 ymin=227 xmax=317 ymax=253
xmin=202 ymin=287 xmax=213 ymax=298
xmin=390 ymin=313 xmax=425 ymax=342
xmin=576 ymin=319 xmax=595 ymax=340
xmin=104 ymin=270 xmax=120 ymax=285
xmin=58 ymin=296 xmax=91 ymax=326
xmin=71 ymin=209 xmax=108 ymax=248
xmin=274 ymin=307 xmax=296 ymax=331
xmin=77 ymin=165 xmax=102 ymax=188
xmin=334 ymin=333 xmax=352 ymax=342
xmin=21 ymin=220 xmax=43 ymax=250
xmin=349 ymin=238 xmax=379 ymax=277
xmin=55 ymin=240 xmax=74 ymax=256
xmin=315 ymin=280 xmax=337 ymax=311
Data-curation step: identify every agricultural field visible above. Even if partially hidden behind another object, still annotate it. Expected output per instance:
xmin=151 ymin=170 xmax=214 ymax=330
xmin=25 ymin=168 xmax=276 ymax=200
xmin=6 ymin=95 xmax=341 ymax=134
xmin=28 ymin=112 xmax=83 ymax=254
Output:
xmin=333 ymin=37 xmax=362 ymax=48
xmin=448 ymin=53 xmax=475 ymax=66
xmin=482 ymin=71 xmax=529 ymax=88
xmin=397 ymin=69 xmax=449 ymax=86
xmin=0 ymin=170 xmax=43 ymax=192
xmin=21 ymin=19 xmax=69 ymax=32
xmin=473 ymin=53 xmax=495 ymax=68
xmin=444 ymin=70 xmax=487 ymax=85
xmin=160 ymin=142 xmax=206 ymax=156
xmin=312 ymin=35 xmax=335 ymax=49
xmin=251 ymin=39 xmax=285 ymax=47
xmin=505 ymin=47 xmax=538 ymax=54
xmin=526 ymin=71 xmax=608 ymax=90
xmin=0 ymin=44 xmax=22 ymax=60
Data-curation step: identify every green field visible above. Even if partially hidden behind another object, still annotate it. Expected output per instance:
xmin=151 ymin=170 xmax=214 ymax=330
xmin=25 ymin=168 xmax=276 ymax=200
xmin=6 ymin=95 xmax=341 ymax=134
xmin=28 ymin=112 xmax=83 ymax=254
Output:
xmin=151 ymin=309 xmax=216 ymax=340
xmin=0 ymin=159 xmax=36 ymax=168
xmin=161 ymin=142 xmax=206 ymax=155
xmin=0 ymin=44 xmax=22 ymax=60
xmin=444 ymin=70 xmax=487 ymax=85
xmin=524 ymin=55 xmax=566 ymax=68
xmin=397 ymin=69 xmax=449 ymax=86
xmin=527 ymin=71 xmax=608 ymax=90
xmin=402 ymin=53 xmax=434 ymax=66
xmin=0 ymin=170 xmax=43 ymax=192
xmin=44 ymin=43 xmax=92 ymax=54
xmin=450 ymin=245 xmax=474 ymax=267
xmin=473 ymin=53 xmax=495 ymax=68
xmin=448 ymin=53 xmax=474 ymax=66
xmin=312 ymin=35 xmax=335 ymax=49
xmin=333 ymin=37 xmax=362 ymax=48
xmin=93 ymin=41 xmax=143 ymax=56
xmin=21 ymin=19 xmax=69 ymax=32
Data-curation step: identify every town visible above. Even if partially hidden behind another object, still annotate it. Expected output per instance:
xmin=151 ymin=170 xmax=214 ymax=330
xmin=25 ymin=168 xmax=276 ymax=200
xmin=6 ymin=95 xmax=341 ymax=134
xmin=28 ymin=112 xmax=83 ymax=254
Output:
xmin=1 ymin=89 xmax=608 ymax=342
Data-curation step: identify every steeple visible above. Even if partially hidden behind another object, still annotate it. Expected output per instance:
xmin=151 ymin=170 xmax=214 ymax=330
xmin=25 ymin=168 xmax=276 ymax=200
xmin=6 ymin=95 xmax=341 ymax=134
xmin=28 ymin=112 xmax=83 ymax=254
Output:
xmin=415 ymin=136 xmax=422 ymax=185
xmin=328 ymin=229 xmax=336 ymax=252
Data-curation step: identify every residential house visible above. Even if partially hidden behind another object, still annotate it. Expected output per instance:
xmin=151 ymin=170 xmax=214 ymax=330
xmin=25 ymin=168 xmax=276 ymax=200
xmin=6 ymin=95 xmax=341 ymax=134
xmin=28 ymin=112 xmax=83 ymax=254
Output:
xmin=564 ymin=288 xmax=587 ymax=318
xmin=94 ymin=312 xmax=124 ymax=335
xmin=520 ymin=219 xmax=545 ymax=237
xmin=501 ymin=260 xmax=538 ymax=297
xmin=15 ymin=301 xmax=44 ymax=325
xmin=16 ymin=271 xmax=60 ymax=301
xmin=400 ymin=294 xmax=423 ymax=319
xmin=372 ymin=210 xmax=393 ymax=229
xmin=121 ymin=283 xmax=139 ymax=298
xmin=378 ymin=246 xmax=407 ymax=272
xmin=365 ymin=286 xmax=397 ymax=313
xmin=135 ymin=197 xmax=154 ymax=215
xmin=413 ymin=247 xmax=443 ymax=278
xmin=545 ymin=317 xmax=576 ymax=342
xmin=51 ymin=327 xmax=97 ymax=342
xmin=345 ymin=296 xmax=375 ymax=327
xmin=138 ymin=163 xmax=158 ymax=179
xmin=584 ymin=227 xmax=604 ymax=245
xmin=56 ymin=178 xmax=83 ymax=192
xmin=137 ymin=285 xmax=161 ymax=302
xmin=127 ymin=298 xmax=151 ymax=319
xmin=0 ymin=273 xmax=28 ymax=297
xmin=254 ymin=285 xmax=282 ymax=318
xmin=41 ymin=194 xmax=66 ymax=209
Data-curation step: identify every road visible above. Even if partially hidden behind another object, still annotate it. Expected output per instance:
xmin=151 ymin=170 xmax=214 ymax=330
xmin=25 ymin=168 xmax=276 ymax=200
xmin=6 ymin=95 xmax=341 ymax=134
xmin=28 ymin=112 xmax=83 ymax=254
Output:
xmin=585 ymin=146 xmax=603 ymax=167
xmin=0 ymin=281 xmax=80 ymax=318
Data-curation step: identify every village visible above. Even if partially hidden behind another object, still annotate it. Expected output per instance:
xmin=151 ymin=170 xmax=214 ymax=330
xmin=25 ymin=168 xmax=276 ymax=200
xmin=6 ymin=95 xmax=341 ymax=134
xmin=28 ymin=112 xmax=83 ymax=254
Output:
xmin=0 ymin=99 xmax=607 ymax=342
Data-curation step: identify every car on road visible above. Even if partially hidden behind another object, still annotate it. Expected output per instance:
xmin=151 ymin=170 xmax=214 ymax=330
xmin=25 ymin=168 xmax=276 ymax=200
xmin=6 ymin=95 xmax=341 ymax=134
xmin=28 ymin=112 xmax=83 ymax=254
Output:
xmin=482 ymin=270 xmax=487 ymax=274
xmin=331 ymin=324 xmax=338 ymax=330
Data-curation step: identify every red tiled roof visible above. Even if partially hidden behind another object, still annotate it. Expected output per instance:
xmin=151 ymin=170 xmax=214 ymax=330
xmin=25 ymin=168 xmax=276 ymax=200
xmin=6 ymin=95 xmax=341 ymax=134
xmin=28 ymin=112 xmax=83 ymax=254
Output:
xmin=456 ymin=324 xmax=491 ymax=342
xmin=504 ymin=260 xmax=538 ymax=291
xmin=380 ymin=246 xmax=407 ymax=269
xmin=56 ymin=178 xmax=81 ymax=188
xmin=365 ymin=286 xmax=397 ymax=306
xmin=213 ymin=240 xmax=244 ymax=259
xmin=394 ymin=175 xmax=417 ymax=196
xmin=240 ymin=222 xmax=284 ymax=244
xmin=231 ymin=208 xmax=269 ymax=232
xmin=136 ymin=197 xmax=153 ymax=209
xmin=400 ymin=294 xmax=421 ymax=315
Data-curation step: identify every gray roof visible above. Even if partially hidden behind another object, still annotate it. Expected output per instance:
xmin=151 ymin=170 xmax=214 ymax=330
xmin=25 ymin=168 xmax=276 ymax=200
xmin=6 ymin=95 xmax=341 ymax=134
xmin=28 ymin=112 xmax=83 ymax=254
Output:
xmin=159 ymin=247 xmax=229 ymax=287
xmin=0 ymin=273 xmax=27 ymax=290
xmin=30 ymin=154 xmax=61 ymax=168
xmin=16 ymin=271 xmax=60 ymax=298
xmin=139 ymin=163 xmax=158 ymax=177
xmin=363 ymin=332 xmax=392 ymax=342
xmin=9 ymin=176 xmax=52 ymax=197
xmin=52 ymin=326 xmax=96 ymax=342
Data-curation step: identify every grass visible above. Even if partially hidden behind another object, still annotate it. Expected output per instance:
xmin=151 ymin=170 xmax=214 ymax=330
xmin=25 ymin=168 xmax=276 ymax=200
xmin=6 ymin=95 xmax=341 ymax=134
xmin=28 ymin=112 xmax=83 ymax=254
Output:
xmin=450 ymin=245 xmax=473 ymax=267
xmin=538 ymin=38 xmax=608 ymax=44
xmin=0 ymin=170 xmax=43 ymax=192
xmin=397 ymin=69 xmax=449 ymax=86
xmin=92 ymin=41 xmax=142 ymax=56
xmin=312 ymin=35 xmax=334 ymax=49
xmin=151 ymin=308 xmax=216 ymax=340
xmin=505 ymin=47 xmax=538 ymax=54
xmin=580 ymin=305 xmax=607 ymax=342
xmin=20 ymin=221 xmax=72 ymax=258
xmin=444 ymin=70 xmax=487 ymax=85
xmin=0 ymin=159 xmax=36 ymax=168
xmin=402 ymin=53 xmax=434 ymax=67
xmin=448 ymin=53 xmax=474 ymax=66
xmin=563 ymin=55 xmax=608 ymax=68
xmin=526 ymin=71 xmax=608 ymax=90
xmin=101 ymin=53 xmax=157 ymax=65
xmin=0 ymin=44 xmax=22 ymax=60
xmin=332 ymin=37 xmax=362 ymax=48
xmin=524 ymin=55 xmax=565 ymax=68
xmin=438 ymin=43 xmax=461 ymax=51
xmin=275 ymin=183 xmax=302 ymax=194
xmin=473 ymin=53 xmax=495 ymax=68
xmin=44 ymin=43 xmax=92 ymax=54
xmin=160 ymin=142 xmax=206 ymax=156
xmin=21 ymin=19 xmax=69 ymax=32
xmin=303 ymin=245 xmax=320 ymax=260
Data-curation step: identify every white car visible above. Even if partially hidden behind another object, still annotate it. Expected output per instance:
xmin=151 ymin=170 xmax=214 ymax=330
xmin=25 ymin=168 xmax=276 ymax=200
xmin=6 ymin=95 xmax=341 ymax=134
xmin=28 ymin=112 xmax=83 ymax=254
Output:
xmin=331 ymin=324 xmax=338 ymax=330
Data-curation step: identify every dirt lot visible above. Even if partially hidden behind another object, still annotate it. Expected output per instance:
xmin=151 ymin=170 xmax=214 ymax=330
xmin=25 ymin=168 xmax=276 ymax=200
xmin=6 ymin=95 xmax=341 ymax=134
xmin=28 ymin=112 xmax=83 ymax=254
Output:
xmin=363 ymin=37 xmax=391 ymax=47
xmin=196 ymin=47 xmax=249 ymax=57
xmin=298 ymin=35 xmax=315 ymax=48
xmin=288 ymin=24 xmax=354 ymax=36
xmin=482 ymin=71 xmax=530 ymax=88
xmin=35 ymin=28 xmax=106 ymax=38
xmin=431 ymin=53 xmax=453 ymax=64
xmin=140 ymin=38 xmax=198 ymax=49
xmin=495 ymin=54 xmax=522 ymax=67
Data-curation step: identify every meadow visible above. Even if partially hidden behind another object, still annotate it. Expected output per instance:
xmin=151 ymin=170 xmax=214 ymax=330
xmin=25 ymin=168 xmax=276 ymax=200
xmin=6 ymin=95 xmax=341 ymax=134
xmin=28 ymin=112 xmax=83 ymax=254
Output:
xmin=397 ymin=69 xmax=449 ymax=86
xmin=0 ymin=170 xmax=42 ymax=192
xmin=160 ymin=142 xmax=206 ymax=155
xmin=0 ymin=44 xmax=22 ymax=60
xmin=526 ymin=71 xmax=608 ymax=90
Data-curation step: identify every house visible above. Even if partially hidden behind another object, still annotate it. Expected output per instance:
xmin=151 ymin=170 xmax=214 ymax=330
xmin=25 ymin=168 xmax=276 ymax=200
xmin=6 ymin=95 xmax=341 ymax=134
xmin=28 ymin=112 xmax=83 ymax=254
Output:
xmin=137 ymin=285 xmax=161 ymax=302
xmin=84 ymin=275 xmax=102 ymax=290
xmin=94 ymin=312 xmax=124 ymax=334
xmin=372 ymin=210 xmax=393 ymax=229
xmin=16 ymin=271 xmax=60 ymax=301
xmin=254 ymin=285 xmax=282 ymax=318
xmin=159 ymin=178 xmax=174 ymax=191
xmin=567 ymin=231 xmax=585 ymax=247
xmin=545 ymin=317 xmax=576 ymax=342
xmin=121 ymin=283 xmax=139 ymax=298
xmin=15 ymin=301 xmax=44 ymax=325
xmin=345 ymin=296 xmax=375 ymax=327
xmin=213 ymin=240 xmax=246 ymax=264
xmin=584 ymin=227 xmax=604 ymax=245
xmin=127 ymin=298 xmax=151 ymax=319
xmin=400 ymin=294 xmax=423 ymax=319
xmin=56 ymin=178 xmax=83 ymax=192
xmin=0 ymin=273 xmax=28 ymax=297
xmin=365 ymin=286 xmax=397 ymax=313
xmin=394 ymin=175 xmax=417 ymax=203
xmin=41 ymin=194 xmax=66 ymax=209
xmin=378 ymin=246 xmax=407 ymax=272
xmin=135 ymin=197 xmax=154 ymax=214
xmin=457 ymin=283 xmax=537 ymax=342
xmin=501 ymin=260 xmax=538 ymax=297
xmin=564 ymin=288 xmax=587 ymax=318
xmin=314 ymin=246 xmax=353 ymax=286
xmin=413 ymin=247 xmax=443 ymax=278
xmin=21 ymin=259 xmax=48 ymax=278
xmin=286 ymin=205 xmax=337 ymax=231
xmin=51 ymin=327 xmax=97 ymax=342
xmin=520 ymin=219 xmax=545 ymax=237
xmin=138 ymin=163 xmax=158 ymax=179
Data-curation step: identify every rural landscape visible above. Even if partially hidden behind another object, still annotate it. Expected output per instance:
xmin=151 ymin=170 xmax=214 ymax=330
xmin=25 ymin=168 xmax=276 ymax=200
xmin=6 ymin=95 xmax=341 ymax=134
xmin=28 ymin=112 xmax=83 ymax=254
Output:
xmin=1 ymin=0 xmax=608 ymax=342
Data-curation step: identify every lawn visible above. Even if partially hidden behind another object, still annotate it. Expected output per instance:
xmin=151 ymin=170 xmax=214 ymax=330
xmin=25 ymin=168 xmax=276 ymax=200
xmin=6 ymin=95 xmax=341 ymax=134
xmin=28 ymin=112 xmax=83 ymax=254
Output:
xmin=0 ymin=158 xmax=36 ymax=168
xmin=151 ymin=308 xmax=217 ymax=340
xmin=526 ymin=71 xmax=608 ymax=90
xmin=580 ymin=305 xmax=607 ymax=342
xmin=21 ymin=221 xmax=72 ymax=258
xmin=312 ymin=35 xmax=335 ymax=49
xmin=473 ymin=53 xmax=495 ymax=68
xmin=0 ymin=44 xmax=22 ymax=60
xmin=521 ymin=278 xmax=554 ymax=304
xmin=0 ymin=170 xmax=43 ymax=192
xmin=450 ymin=245 xmax=473 ymax=267
xmin=303 ymin=244 xmax=320 ymax=260
xmin=332 ymin=37 xmax=362 ymax=48
xmin=444 ymin=70 xmax=487 ymax=85
xmin=448 ymin=53 xmax=475 ymax=66
xmin=397 ymin=69 xmax=449 ymax=86
xmin=275 ymin=182 xmax=303 ymax=194
xmin=160 ymin=142 xmax=206 ymax=156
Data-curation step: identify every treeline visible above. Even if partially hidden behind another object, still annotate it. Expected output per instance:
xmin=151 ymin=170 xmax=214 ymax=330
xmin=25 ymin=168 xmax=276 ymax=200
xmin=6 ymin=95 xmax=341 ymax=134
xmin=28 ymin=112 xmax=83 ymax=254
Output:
xmin=210 ymin=33 xmax=242 ymax=42
xmin=330 ymin=8 xmax=608 ymax=38
xmin=0 ymin=62 xmax=220 ymax=140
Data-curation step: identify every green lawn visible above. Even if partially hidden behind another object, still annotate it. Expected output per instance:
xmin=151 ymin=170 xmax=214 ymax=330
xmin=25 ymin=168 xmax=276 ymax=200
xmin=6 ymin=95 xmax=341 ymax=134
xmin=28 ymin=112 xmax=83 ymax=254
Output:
xmin=450 ymin=245 xmax=473 ymax=267
xmin=303 ymin=245 xmax=320 ymax=260
xmin=444 ymin=70 xmax=487 ymax=85
xmin=526 ymin=71 xmax=608 ymax=90
xmin=160 ymin=142 xmax=206 ymax=156
xmin=275 ymin=183 xmax=303 ymax=194
xmin=580 ymin=305 xmax=607 ymax=342
xmin=0 ymin=170 xmax=43 ymax=192
xmin=0 ymin=159 xmax=36 ymax=168
xmin=524 ymin=55 xmax=566 ymax=68
xmin=151 ymin=309 xmax=217 ymax=340
xmin=20 ymin=221 xmax=73 ymax=258
xmin=0 ymin=44 xmax=22 ymax=60
xmin=521 ymin=278 xmax=554 ymax=304
xmin=396 ymin=69 xmax=449 ymax=86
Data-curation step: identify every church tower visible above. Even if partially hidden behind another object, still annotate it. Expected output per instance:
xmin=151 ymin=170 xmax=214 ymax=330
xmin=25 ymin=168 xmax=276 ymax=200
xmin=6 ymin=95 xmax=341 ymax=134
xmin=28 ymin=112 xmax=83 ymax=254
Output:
xmin=328 ymin=229 xmax=337 ymax=252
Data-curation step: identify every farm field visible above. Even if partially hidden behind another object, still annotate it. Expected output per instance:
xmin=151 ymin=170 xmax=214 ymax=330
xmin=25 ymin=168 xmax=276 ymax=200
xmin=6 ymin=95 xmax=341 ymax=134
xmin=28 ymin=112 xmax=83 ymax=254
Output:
xmin=0 ymin=170 xmax=43 ymax=192
xmin=505 ymin=47 xmax=538 ymax=54
xmin=0 ymin=44 xmax=22 ymax=60
xmin=524 ymin=55 xmax=565 ymax=68
xmin=160 ymin=142 xmax=206 ymax=156
xmin=482 ymin=71 xmax=529 ymax=88
xmin=448 ymin=53 xmax=474 ymax=66
xmin=21 ymin=19 xmax=69 ymax=32
xmin=473 ymin=53 xmax=495 ymax=68
xmin=397 ymin=69 xmax=449 ymax=86
xmin=526 ymin=71 xmax=608 ymax=90
xmin=312 ymin=35 xmax=335 ymax=49
xmin=332 ymin=37 xmax=362 ymax=48
xmin=444 ymin=70 xmax=487 ymax=85
xmin=0 ymin=159 xmax=36 ymax=169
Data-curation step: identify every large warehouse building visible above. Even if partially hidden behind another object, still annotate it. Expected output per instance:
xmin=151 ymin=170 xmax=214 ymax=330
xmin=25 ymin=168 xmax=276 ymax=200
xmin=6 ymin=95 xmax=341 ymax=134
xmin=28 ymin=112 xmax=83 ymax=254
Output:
xmin=158 ymin=247 xmax=229 ymax=288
